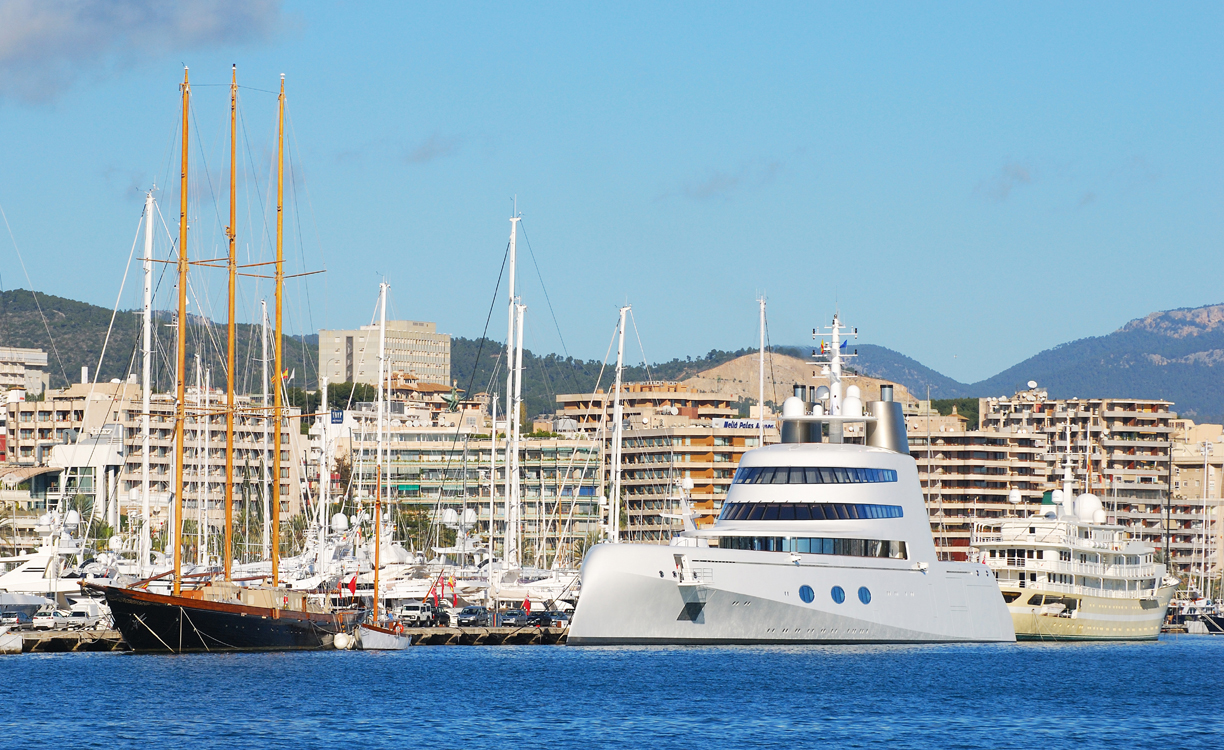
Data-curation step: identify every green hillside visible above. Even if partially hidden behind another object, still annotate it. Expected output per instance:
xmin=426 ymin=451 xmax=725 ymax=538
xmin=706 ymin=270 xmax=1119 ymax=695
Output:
xmin=0 ymin=290 xmax=318 ymax=393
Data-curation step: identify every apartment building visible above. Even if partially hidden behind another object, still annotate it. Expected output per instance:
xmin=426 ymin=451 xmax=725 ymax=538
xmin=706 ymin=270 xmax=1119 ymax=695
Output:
xmin=6 ymin=381 xmax=308 ymax=538
xmin=908 ymin=385 xmax=1195 ymax=573
xmin=0 ymin=346 xmax=49 ymax=397
xmin=619 ymin=425 xmax=769 ymax=542
xmin=318 ymin=320 xmax=451 ymax=387
xmin=337 ymin=418 xmax=603 ymax=567
xmin=554 ymin=382 xmax=739 ymax=435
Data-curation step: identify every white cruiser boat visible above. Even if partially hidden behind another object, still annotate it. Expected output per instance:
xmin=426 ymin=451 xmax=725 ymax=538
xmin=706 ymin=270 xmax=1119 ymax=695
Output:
xmin=569 ymin=315 xmax=1014 ymax=645
xmin=972 ymin=451 xmax=1178 ymax=640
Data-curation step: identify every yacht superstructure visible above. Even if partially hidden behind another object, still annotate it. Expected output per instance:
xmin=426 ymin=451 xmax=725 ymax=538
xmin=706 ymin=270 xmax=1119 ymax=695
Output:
xmin=568 ymin=315 xmax=1015 ymax=644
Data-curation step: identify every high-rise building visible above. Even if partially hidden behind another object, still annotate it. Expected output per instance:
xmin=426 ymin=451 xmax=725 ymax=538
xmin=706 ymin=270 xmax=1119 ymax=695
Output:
xmin=318 ymin=321 xmax=450 ymax=387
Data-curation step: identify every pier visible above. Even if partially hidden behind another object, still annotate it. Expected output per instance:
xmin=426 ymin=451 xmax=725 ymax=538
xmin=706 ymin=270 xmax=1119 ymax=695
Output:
xmin=400 ymin=626 xmax=568 ymax=646
xmin=21 ymin=629 xmax=130 ymax=653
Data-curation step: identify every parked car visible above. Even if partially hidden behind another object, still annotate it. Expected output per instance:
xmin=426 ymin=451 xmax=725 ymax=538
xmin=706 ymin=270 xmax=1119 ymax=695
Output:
xmin=429 ymin=602 xmax=451 ymax=627
xmin=457 ymin=606 xmax=490 ymax=627
xmin=395 ymin=601 xmax=432 ymax=627
xmin=0 ymin=612 xmax=32 ymax=628
xmin=548 ymin=610 xmax=572 ymax=628
xmin=32 ymin=610 xmax=71 ymax=630
xmin=65 ymin=611 xmax=103 ymax=630
xmin=499 ymin=608 xmax=529 ymax=626
xmin=524 ymin=612 xmax=553 ymax=627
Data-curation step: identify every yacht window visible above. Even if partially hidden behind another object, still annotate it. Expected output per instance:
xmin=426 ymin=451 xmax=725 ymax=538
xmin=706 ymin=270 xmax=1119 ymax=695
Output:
xmin=717 ymin=503 xmax=903 ymax=521
xmin=734 ymin=467 xmax=898 ymax=484
xmin=831 ymin=586 xmax=846 ymax=604
xmin=1002 ymin=591 xmax=1021 ymax=603
xmin=1026 ymin=594 xmax=1044 ymax=605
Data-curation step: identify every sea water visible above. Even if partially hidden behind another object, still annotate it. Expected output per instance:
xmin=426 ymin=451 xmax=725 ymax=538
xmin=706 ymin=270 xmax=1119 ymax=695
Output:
xmin=3 ymin=636 xmax=1222 ymax=748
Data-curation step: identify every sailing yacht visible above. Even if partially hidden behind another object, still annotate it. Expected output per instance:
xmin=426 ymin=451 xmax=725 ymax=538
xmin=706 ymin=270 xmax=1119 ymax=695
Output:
xmin=92 ymin=69 xmax=360 ymax=652
xmin=568 ymin=314 xmax=1015 ymax=644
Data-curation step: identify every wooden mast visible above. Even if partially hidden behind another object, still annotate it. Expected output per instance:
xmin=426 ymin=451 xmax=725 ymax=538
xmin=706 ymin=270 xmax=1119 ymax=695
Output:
xmin=374 ymin=465 xmax=381 ymax=623
xmin=173 ymin=68 xmax=190 ymax=597
xmin=224 ymin=64 xmax=237 ymax=581
xmin=271 ymin=74 xmax=285 ymax=586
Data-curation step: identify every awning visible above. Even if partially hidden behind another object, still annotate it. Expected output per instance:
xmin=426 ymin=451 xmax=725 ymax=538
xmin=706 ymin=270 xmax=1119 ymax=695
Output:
xmin=0 ymin=465 xmax=62 ymax=489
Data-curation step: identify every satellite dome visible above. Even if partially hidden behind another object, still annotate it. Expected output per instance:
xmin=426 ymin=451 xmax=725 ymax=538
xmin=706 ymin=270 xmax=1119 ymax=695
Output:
xmin=331 ymin=512 xmax=349 ymax=531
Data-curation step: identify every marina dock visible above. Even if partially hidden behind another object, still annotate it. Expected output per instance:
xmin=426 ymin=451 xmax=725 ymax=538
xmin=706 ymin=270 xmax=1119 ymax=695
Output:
xmin=7 ymin=627 xmax=566 ymax=653
xmin=399 ymin=626 xmax=568 ymax=646
xmin=21 ymin=629 xmax=129 ymax=653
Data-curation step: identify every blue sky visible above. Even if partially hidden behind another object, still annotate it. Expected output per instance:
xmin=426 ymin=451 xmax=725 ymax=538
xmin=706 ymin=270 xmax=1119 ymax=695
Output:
xmin=0 ymin=1 xmax=1221 ymax=383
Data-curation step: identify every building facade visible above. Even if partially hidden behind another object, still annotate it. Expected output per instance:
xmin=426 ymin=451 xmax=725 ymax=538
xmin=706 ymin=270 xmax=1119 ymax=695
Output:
xmin=318 ymin=320 xmax=451 ymax=387
xmin=336 ymin=419 xmax=604 ymax=568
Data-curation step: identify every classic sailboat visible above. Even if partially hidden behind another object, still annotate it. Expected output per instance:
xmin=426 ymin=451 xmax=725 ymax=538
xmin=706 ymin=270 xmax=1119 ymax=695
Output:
xmin=88 ymin=68 xmax=360 ymax=652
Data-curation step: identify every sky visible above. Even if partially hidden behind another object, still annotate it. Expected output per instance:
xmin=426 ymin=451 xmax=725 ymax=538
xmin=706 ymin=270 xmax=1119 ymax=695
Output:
xmin=0 ymin=1 xmax=1221 ymax=384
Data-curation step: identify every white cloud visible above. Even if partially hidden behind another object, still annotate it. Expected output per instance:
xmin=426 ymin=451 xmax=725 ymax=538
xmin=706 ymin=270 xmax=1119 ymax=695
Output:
xmin=0 ymin=0 xmax=284 ymax=103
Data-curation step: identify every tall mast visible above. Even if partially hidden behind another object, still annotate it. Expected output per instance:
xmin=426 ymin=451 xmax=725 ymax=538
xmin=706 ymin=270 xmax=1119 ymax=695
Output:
xmin=505 ymin=303 xmax=525 ymax=567
xmin=172 ymin=68 xmax=190 ymax=597
xmin=610 ymin=305 xmax=628 ymax=544
xmin=502 ymin=215 xmax=519 ymax=539
xmin=375 ymin=282 xmax=387 ymax=506
xmin=140 ymin=190 xmax=154 ymax=577
xmin=260 ymin=300 xmax=270 ymax=559
xmin=271 ymin=73 xmax=285 ymax=586
xmin=317 ymin=376 xmax=329 ymax=575
xmin=195 ymin=355 xmax=203 ymax=563
xmin=489 ymin=393 xmax=497 ymax=562
xmin=224 ymin=64 xmax=237 ymax=580
xmin=373 ymin=282 xmax=388 ymax=623
xmin=374 ymin=464 xmax=382 ymax=623
xmin=758 ymin=296 xmax=765 ymax=447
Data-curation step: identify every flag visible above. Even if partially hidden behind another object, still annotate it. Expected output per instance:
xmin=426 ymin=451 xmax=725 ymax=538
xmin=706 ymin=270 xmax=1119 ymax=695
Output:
xmin=450 ymin=575 xmax=457 ymax=608
xmin=819 ymin=340 xmax=826 ymax=354
xmin=522 ymin=596 xmax=531 ymax=614
xmin=347 ymin=574 xmax=357 ymax=596
xmin=839 ymin=339 xmax=847 ymax=349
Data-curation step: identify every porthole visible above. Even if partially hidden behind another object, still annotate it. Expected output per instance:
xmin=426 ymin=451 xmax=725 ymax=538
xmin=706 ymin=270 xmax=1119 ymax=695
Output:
xmin=831 ymin=586 xmax=845 ymax=604
xmin=858 ymin=586 xmax=871 ymax=604
xmin=799 ymin=585 xmax=814 ymax=603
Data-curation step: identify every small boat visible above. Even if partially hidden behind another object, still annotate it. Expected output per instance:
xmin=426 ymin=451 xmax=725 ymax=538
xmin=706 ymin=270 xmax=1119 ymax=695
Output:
xmin=0 ymin=626 xmax=22 ymax=655
xmin=357 ymin=621 xmax=412 ymax=650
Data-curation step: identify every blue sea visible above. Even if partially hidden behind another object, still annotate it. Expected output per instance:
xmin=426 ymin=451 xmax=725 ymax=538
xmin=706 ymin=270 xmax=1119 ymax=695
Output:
xmin=3 ymin=636 xmax=1222 ymax=748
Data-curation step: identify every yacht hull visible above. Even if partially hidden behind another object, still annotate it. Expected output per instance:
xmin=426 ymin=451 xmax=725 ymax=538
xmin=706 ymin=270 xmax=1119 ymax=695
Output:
xmin=1005 ymin=583 xmax=1177 ymax=641
xmin=90 ymin=584 xmax=360 ymax=653
xmin=569 ymin=543 xmax=1015 ymax=645
xmin=358 ymin=623 xmax=412 ymax=650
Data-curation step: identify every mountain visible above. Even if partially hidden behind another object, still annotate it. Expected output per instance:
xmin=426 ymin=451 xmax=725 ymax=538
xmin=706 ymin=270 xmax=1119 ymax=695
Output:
xmin=9 ymin=288 xmax=1224 ymax=424
xmin=969 ymin=304 xmax=1224 ymax=422
xmin=0 ymin=289 xmax=318 ymax=393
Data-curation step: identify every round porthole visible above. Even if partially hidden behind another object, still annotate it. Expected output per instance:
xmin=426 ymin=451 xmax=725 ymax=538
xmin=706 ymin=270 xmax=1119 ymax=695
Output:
xmin=831 ymin=586 xmax=845 ymax=604
xmin=799 ymin=585 xmax=814 ymax=603
xmin=858 ymin=586 xmax=871 ymax=604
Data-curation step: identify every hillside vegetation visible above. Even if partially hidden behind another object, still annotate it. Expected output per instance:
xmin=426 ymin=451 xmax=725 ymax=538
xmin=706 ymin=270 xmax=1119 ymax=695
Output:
xmin=0 ymin=290 xmax=318 ymax=393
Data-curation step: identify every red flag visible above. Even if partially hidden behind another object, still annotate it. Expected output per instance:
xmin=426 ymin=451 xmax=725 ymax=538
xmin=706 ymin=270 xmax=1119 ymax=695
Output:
xmin=522 ymin=596 xmax=531 ymax=614
xmin=347 ymin=574 xmax=357 ymax=596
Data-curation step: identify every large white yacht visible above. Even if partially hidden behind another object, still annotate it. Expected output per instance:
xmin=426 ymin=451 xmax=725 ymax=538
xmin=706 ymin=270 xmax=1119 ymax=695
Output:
xmin=568 ymin=316 xmax=1015 ymax=645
